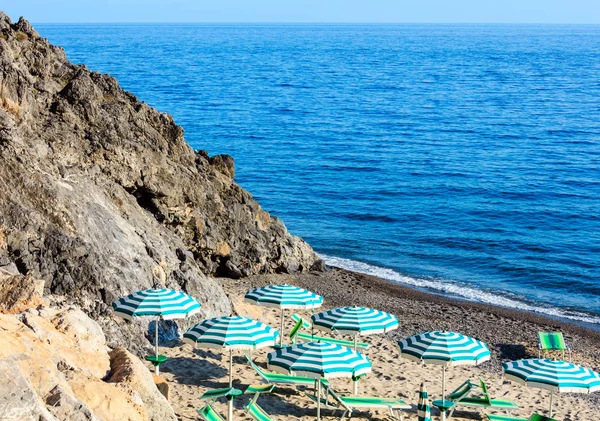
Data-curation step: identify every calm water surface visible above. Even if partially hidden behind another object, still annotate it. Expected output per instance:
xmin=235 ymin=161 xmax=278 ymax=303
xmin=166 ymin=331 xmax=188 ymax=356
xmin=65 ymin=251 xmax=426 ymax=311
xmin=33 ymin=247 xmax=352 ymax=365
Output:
xmin=37 ymin=24 xmax=600 ymax=325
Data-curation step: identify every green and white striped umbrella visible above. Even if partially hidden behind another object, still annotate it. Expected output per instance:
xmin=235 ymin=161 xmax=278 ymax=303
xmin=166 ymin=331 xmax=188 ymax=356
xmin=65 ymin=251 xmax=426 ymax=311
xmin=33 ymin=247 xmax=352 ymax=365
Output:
xmin=503 ymin=358 xmax=600 ymax=417
xmin=183 ymin=315 xmax=279 ymax=351
xmin=112 ymin=288 xmax=201 ymax=320
xmin=418 ymin=382 xmax=432 ymax=421
xmin=312 ymin=306 xmax=398 ymax=394
xmin=268 ymin=341 xmax=372 ymax=421
xmin=312 ymin=306 xmax=398 ymax=336
xmin=112 ymin=288 xmax=201 ymax=374
xmin=245 ymin=284 xmax=323 ymax=345
xmin=398 ymin=331 xmax=490 ymax=421
xmin=184 ymin=316 xmax=279 ymax=421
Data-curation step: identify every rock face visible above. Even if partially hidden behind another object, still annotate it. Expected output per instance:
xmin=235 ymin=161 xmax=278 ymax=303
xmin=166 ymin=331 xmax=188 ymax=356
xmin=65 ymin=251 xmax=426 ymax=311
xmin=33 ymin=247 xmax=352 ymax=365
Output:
xmin=0 ymin=303 xmax=177 ymax=421
xmin=0 ymin=13 xmax=320 ymax=348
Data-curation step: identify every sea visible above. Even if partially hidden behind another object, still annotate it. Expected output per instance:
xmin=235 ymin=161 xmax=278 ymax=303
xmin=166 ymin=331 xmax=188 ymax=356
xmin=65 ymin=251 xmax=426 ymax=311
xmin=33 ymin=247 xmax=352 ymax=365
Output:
xmin=36 ymin=23 xmax=600 ymax=327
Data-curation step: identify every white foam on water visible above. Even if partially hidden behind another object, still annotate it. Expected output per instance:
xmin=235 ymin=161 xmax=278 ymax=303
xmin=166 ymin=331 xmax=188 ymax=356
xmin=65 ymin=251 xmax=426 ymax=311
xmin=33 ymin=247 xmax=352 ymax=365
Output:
xmin=320 ymin=253 xmax=600 ymax=326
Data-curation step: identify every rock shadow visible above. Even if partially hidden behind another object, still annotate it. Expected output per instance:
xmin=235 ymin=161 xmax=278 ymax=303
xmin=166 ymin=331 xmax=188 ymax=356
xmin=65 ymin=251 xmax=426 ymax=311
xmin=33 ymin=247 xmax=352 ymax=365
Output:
xmin=161 ymin=356 xmax=228 ymax=386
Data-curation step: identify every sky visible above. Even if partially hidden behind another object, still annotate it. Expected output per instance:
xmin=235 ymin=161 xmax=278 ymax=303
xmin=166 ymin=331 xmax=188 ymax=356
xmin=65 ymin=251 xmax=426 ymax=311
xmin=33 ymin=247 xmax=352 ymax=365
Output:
xmin=4 ymin=0 xmax=600 ymax=24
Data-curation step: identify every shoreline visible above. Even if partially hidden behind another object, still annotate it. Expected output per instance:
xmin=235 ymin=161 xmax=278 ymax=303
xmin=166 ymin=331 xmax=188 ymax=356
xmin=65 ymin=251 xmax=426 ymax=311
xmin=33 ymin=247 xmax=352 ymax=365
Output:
xmin=320 ymin=253 xmax=600 ymax=331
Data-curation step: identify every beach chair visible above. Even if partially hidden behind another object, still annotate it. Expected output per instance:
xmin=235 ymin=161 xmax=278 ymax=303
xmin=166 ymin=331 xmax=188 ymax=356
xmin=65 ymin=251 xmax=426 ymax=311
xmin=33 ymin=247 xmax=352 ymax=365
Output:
xmin=245 ymin=354 xmax=329 ymax=388
xmin=538 ymin=332 xmax=571 ymax=361
xmin=308 ymin=380 xmax=411 ymax=420
xmin=197 ymin=387 xmax=242 ymax=421
xmin=244 ymin=384 xmax=276 ymax=421
xmin=433 ymin=378 xmax=518 ymax=418
xmin=290 ymin=314 xmax=370 ymax=350
xmin=486 ymin=414 xmax=557 ymax=421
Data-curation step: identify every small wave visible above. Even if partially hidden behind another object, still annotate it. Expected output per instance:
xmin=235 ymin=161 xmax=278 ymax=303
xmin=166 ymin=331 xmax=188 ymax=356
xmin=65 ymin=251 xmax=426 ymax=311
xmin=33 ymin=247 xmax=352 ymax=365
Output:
xmin=319 ymin=254 xmax=600 ymax=326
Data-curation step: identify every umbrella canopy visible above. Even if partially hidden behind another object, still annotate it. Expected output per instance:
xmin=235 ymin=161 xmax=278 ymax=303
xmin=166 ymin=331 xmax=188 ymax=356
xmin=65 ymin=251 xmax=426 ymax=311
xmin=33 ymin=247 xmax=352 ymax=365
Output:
xmin=245 ymin=284 xmax=323 ymax=309
xmin=183 ymin=315 xmax=279 ymax=350
xmin=112 ymin=288 xmax=201 ymax=320
xmin=312 ymin=305 xmax=398 ymax=394
xmin=268 ymin=341 xmax=372 ymax=421
xmin=312 ymin=306 xmax=398 ymax=336
xmin=245 ymin=284 xmax=323 ymax=345
xmin=503 ymin=358 xmax=600 ymax=417
xmin=267 ymin=341 xmax=372 ymax=379
xmin=418 ymin=382 xmax=432 ymax=421
xmin=112 ymin=288 xmax=201 ymax=375
xmin=398 ymin=331 xmax=490 ymax=421
xmin=398 ymin=331 xmax=490 ymax=366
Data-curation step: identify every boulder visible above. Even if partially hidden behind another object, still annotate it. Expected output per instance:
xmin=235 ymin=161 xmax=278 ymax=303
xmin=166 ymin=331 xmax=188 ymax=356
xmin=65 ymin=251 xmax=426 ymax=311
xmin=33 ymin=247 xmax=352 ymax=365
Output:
xmin=152 ymin=375 xmax=169 ymax=401
xmin=106 ymin=347 xmax=177 ymax=421
xmin=44 ymin=385 xmax=101 ymax=421
xmin=66 ymin=370 xmax=147 ymax=421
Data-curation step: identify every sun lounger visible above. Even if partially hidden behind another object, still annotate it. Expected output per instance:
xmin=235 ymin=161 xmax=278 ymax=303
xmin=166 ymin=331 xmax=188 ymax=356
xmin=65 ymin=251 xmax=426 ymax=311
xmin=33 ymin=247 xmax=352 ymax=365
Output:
xmin=197 ymin=387 xmax=242 ymax=421
xmin=244 ymin=384 xmax=276 ymax=421
xmin=308 ymin=381 xmax=410 ymax=420
xmin=245 ymin=354 xmax=329 ymax=388
xmin=433 ymin=378 xmax=518 ymax=418
xmin=290 ymin=314 xmax=370 ymax=350
xmin=486 ymin=414 xmax=557 ymax=421
xmin=198 ymin=404 xmax=226 ymax=421
xmin=538 ymin=331 xmax=571 ymax=361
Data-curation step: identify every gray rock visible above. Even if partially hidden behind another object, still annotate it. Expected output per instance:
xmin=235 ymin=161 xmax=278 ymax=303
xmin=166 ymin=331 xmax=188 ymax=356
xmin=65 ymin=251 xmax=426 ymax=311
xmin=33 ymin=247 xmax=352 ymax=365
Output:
xmin=0 ymin=14 xmax=321 ymax=351
xmin=0 ymin=362 xmax=59 ymax=421
xmin=44 ymin=385 xmax=100 ymax=421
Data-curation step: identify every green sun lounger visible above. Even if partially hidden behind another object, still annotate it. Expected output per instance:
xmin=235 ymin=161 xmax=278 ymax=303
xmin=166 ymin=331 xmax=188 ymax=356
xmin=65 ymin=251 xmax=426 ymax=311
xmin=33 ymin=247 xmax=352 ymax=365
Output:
xmin=486 ymin=414 xmax=557 ymax=421
xmin=244 ymin=384 xmax=276 ymax=421
xmin=290 ymin=314 xmax=370 ymax=350
xmin=198 ymin=404 xmax=226 ymax=421
xmin=538 ymin=332 xmax=571 ymax=361
xmin=434 ymin=378 xmax=518 ymax=418
xmin=198 ymin=387 xmax=242 ymax=421
xmin=308 ymin=381 xmax=410 ymax=421
xmin=245 ymin=354 xmax=329 ymax=388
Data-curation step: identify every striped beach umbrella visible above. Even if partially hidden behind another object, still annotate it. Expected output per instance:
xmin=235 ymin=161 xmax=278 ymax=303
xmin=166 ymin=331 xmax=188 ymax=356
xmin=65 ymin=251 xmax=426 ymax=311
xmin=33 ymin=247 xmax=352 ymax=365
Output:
xmin=398 ymin=331 xmax=490 ymax=421
xmin=184 ymin=316 xmax=279 ymax=421
xmin=503 ymin=358 xmax=600 ymax=417
xmin=418 ymin=383 xmax=432 ymax=421
xmin=312 ymin=306 xmax=398 ymax=394
xmin=112 ymin=288 xmax=201 ymax=374
xmin=268 ymin=341 xmax=372 ymax=421
xmin=245 ymin=284 xmax=323 ymax=345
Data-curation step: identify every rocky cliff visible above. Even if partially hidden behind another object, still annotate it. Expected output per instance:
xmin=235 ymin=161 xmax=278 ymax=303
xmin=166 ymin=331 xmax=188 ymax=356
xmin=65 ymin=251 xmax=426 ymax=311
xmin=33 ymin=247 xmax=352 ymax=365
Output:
xmin=0 ymin=13 xmax=320 ymax=351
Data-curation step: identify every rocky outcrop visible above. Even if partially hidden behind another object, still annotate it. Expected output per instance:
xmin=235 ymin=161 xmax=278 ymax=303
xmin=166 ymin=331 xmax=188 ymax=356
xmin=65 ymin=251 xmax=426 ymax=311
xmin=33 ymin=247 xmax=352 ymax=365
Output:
xmin=107 ymin=348 xmax=177 ymax=421
xmin=0 ymin=270 xmax=45 ymax=313
xmin=0 ymin=12 xmax=321 ymax=349
xmin=0 ymin=303 xmax=176 ymax=421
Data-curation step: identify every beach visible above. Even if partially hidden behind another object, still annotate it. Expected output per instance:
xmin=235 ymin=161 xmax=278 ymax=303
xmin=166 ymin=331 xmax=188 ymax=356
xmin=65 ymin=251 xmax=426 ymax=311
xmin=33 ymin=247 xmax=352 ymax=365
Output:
xmin=157 ymin=268 xmax=600 ymax=421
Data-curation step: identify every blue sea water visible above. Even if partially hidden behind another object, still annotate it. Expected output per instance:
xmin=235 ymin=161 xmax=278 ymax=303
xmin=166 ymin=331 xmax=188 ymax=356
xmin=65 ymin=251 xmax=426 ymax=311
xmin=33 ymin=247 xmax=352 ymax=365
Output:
xmin=36 ymin=24 xmax=600 ymax=325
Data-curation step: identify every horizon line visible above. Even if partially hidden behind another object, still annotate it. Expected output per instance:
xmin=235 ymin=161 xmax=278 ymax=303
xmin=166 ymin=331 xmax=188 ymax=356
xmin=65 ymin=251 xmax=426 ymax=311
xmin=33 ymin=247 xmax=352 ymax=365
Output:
xmin=32 ymin=21 xmax=600 ymax=25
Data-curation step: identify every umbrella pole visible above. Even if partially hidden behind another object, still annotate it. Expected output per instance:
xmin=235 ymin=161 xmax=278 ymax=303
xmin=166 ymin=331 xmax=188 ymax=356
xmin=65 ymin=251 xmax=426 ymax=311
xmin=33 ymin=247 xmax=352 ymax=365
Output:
xmin=549 ymin=391 xmax=553 ymax=418
xmin=441 ymin=366 xmax=446 ymax=421
xmin=317 ymin=378 xmax=322 ymax=421
xmin=229 ymin=348 xmax=233 ymax=387
xmin=227 ymin=348 xmax=234 ymax=421
xmin=280 ymin=309 xmax=285 ymax=346
xmin=353 ymin=334 xmax=358 ymax=395
xmin=155 ymin=318 xmax=159 ymax=376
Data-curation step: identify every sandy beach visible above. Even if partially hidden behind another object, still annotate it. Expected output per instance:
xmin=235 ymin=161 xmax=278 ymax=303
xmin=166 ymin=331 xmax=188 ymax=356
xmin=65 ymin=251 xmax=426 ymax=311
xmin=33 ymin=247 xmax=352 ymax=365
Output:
xmin=154 ymin=268 xmax=600 ymax=421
